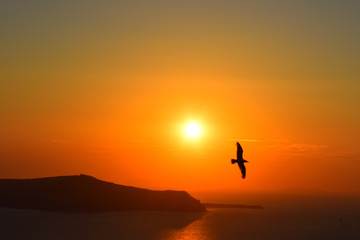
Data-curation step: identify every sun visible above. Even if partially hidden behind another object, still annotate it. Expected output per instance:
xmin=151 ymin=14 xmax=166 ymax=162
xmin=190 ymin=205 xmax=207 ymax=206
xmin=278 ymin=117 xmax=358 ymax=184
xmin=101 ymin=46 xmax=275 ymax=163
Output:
xmin=185 ymin=123 xmax=200 ymax=138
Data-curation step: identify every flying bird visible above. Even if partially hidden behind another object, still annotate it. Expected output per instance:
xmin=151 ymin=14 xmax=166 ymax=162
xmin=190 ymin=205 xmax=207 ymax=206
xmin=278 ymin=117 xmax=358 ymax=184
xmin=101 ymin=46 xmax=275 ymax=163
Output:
xmin=231 ymin=142 xmax=248 ymax=179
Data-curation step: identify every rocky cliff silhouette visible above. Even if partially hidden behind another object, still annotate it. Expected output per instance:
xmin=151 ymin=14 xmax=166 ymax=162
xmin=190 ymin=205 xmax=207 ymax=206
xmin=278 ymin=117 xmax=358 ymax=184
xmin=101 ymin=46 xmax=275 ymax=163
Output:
xmin=0 ymin=174 xmax=206 ymax=212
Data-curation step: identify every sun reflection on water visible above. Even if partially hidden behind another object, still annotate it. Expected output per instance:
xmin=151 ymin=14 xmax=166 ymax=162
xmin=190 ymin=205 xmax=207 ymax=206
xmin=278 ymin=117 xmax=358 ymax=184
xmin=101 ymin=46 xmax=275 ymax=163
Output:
xmin=163 ymin=213 xmax=208 ymax=240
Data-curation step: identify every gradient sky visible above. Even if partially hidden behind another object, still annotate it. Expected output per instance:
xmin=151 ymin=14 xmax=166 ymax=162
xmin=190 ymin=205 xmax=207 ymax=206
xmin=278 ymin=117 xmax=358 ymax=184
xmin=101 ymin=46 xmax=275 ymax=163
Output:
xmin=1 ymin=0 xmax=359 ymax=193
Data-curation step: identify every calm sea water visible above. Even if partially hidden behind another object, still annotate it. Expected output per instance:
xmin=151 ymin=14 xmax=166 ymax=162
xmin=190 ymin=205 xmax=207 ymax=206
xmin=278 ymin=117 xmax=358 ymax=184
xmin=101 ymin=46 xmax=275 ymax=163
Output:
xmin=1 ymin=196 xmax=359 ymax=240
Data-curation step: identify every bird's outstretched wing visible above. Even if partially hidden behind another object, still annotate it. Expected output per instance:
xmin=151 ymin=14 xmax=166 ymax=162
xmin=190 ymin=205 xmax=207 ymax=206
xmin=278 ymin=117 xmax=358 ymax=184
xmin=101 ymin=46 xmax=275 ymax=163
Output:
xmin=236 ymin=142 xmax=243 ymax=159
xmin=239 ymin=164 xmax=246 ymax=179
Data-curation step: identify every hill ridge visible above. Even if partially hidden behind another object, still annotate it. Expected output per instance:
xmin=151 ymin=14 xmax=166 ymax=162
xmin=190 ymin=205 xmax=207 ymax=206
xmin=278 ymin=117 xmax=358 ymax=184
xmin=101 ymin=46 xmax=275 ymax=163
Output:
xmin=0 ymin=175 xmax=206 ymax=212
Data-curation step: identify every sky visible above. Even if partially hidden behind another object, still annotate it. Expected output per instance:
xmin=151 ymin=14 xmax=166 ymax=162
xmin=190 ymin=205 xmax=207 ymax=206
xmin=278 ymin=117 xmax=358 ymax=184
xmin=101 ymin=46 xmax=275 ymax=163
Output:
xmin=1 ymin=0 xmax=359 ymax=194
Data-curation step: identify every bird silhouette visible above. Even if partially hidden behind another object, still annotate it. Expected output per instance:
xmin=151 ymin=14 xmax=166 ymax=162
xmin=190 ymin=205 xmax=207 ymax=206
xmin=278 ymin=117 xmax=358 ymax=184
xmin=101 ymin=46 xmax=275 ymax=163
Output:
xmin=231 ymin=142 xmax=248 ymax=179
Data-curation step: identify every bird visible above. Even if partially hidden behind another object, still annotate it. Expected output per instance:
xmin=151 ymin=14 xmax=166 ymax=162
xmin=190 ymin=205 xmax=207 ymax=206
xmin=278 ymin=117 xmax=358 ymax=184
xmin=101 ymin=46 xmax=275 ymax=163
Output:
xmin=231 ymin=142 xmax=248 ymax=179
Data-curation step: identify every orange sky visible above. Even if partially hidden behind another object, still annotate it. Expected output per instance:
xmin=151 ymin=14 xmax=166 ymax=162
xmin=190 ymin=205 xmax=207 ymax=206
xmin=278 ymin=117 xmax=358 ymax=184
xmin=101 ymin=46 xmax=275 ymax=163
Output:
xmin=1 ymin=1 xmax=359 ymax=194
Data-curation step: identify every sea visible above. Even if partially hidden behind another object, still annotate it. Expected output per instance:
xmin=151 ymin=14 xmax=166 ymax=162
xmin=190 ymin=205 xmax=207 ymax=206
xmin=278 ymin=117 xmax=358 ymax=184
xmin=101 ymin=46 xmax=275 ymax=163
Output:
xmin=1 ymin=194 xmax=359 ymax=240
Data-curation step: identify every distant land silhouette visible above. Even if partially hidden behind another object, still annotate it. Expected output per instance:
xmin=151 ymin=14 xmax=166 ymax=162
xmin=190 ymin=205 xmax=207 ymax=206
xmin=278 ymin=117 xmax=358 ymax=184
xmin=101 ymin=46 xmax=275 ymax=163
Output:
xmin=202 ymin=203 xmax=264 ymax=209
xmin=0 ymin=174 xmax=206 ymax=212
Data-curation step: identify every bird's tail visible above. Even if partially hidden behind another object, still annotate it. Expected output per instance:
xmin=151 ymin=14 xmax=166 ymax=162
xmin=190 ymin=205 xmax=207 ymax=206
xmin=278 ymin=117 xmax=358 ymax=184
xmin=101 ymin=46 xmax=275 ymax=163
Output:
xmin=231 ymin=159 xmax=237 ymax=164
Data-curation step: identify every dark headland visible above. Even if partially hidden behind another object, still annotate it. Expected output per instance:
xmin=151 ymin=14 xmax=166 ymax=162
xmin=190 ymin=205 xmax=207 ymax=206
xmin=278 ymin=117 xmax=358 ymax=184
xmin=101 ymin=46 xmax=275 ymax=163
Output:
xmin=0 ymin=174 xmax=206 ymax=212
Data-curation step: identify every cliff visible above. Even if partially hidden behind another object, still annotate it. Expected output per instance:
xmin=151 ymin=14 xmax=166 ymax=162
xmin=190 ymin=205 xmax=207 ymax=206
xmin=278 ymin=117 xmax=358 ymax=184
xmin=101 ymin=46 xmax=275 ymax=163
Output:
xmin=0 ymin=174 xmax=206 ymax=212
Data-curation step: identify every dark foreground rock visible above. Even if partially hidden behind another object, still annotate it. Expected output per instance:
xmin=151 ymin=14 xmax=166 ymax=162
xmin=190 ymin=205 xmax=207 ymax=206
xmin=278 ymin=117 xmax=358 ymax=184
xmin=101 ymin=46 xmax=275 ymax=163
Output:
xmin=0 ymin=174 xmax=206 ymax=212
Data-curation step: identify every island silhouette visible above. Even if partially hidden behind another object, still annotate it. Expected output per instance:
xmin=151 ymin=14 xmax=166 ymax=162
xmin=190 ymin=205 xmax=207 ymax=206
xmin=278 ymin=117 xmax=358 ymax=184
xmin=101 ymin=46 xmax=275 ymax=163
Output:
xmin=0 ymin=174 xmax=263 ymax=212
xmin=0 ymin=174 xmax=205 ymax=212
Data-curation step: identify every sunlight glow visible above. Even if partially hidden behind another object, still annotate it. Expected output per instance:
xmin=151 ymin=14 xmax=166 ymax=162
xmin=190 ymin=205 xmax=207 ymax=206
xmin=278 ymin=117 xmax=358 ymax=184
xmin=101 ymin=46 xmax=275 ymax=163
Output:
xmin=185 ymin=123 xmax=200 ymax=138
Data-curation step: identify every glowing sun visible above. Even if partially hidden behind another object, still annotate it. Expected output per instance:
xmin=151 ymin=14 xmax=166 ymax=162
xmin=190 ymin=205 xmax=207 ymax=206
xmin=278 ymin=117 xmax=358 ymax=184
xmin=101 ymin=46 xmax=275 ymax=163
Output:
xmin=185 ymin=123 xmax=200 ymax=138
